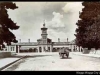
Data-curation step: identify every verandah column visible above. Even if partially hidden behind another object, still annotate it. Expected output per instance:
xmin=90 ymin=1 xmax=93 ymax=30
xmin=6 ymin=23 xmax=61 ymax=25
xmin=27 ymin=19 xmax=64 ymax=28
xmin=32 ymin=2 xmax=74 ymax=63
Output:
xmin=37 ymin=47 xmax=39 ymax=53
xmin=7 ymin=45 xmax=9 ymax=52
xmin=16 ymin=45 xmax=20 ymax=53
xmin=50 ymin=46 xmax=52 ymax=52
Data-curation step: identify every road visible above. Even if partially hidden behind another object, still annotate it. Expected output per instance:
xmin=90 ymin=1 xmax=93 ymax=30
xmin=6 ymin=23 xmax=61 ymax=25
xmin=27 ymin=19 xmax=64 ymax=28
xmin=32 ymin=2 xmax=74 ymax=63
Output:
xmin=2 ymin=52 xmax=100 ymax=71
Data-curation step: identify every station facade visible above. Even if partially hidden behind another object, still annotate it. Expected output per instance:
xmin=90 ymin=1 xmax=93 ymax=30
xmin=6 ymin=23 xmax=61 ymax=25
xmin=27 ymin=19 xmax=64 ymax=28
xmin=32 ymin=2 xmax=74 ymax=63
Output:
xmin=7 ymin=23 xmax=82 ymax=53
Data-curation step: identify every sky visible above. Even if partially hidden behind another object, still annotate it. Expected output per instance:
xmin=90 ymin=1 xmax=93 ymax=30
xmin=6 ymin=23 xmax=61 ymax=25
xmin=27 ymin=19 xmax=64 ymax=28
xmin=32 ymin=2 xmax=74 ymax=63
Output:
xmin=7 ymin=2 xmax=84 ymax=42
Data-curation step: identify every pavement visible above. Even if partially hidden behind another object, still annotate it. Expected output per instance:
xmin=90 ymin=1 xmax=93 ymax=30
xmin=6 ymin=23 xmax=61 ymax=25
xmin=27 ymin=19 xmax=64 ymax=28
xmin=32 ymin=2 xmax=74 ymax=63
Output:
xmin=1 ymin=52 xmax=100 ymax=71
xmin=2 ymin=52 xmax=100 ymax=71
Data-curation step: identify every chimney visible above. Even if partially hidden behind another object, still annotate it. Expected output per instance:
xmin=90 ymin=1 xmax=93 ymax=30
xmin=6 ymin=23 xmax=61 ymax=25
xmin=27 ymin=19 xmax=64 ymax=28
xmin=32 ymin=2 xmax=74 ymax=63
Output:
xmin=58 ymin=38 xmax=60 ymax=42
xmin=19 ymin=39 xmax=21 ymax=43
xmin=28 ymin=39 xmax=30 ymax=43
xmin=67 ymin=38 xmax=68 ymax=42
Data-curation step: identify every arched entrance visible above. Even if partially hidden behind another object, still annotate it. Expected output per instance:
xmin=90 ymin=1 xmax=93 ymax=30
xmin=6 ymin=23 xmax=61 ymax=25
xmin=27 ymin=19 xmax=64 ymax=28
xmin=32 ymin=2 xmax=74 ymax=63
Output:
xmin=48 ymin=47 xmax=50 ymax=52
xmin=39 ymin=47 xmax=42 ymax=52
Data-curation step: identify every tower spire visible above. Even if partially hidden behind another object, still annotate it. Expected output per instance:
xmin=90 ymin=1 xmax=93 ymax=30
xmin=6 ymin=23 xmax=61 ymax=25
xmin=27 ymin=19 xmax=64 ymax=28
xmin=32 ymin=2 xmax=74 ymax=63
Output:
xmin=43 ymin=20 xmax=45 ymax=27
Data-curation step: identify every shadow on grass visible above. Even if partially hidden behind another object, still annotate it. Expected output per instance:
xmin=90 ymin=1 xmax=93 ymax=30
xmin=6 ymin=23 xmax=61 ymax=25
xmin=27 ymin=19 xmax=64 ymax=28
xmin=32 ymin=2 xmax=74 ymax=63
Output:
xmin=3 ymin=58 xmax=26 ymax=71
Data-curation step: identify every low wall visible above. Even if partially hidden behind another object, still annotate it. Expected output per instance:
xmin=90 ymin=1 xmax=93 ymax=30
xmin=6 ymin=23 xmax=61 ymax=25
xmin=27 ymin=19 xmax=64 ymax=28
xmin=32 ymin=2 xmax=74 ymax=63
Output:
xmin=82 ymin=48 xmax=90 ymax=54
xmin=83 ymin=48 xmax=100 ymax=54
xmin=0 ymin=52 xmax=11 ymax=58
xmin=90 ymin=49 xmax=100 ymax=54
xmin=95 ymin=50 xmax=100 ymax=54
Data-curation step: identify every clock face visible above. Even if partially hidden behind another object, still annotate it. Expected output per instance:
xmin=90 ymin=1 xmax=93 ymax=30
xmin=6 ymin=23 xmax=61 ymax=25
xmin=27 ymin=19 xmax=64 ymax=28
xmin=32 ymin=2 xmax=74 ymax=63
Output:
xmin=43 ymin=30 xmax=46 ymax=33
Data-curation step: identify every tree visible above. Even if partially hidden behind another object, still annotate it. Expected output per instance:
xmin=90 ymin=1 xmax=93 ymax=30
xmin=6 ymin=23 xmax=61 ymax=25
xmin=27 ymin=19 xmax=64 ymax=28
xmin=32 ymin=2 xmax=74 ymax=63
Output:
xmin=86 ymin=15 xmax=100 ymax=50
xmin=75 ymin=2 xmax=100 ymax=50
xmin=0 ymin=2 xmax=19 ymax=47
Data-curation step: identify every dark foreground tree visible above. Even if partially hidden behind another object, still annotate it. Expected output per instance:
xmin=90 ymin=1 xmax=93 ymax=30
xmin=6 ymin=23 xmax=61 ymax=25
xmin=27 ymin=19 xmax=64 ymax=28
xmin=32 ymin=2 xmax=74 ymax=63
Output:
xmin=75 ymin=2 xmax=100 ymax=50
xmin=86 ymin=15 xmax=100 ymax=50
xmin=0 ymin=2 xmax=19 ymax=47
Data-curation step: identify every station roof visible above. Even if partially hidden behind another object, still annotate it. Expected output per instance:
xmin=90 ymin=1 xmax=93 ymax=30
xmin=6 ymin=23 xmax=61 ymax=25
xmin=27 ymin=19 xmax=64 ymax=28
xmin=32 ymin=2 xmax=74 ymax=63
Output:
xmin=52 ymin=42 xmax=71 ymax=45
xmin=11 ymin=42 xmax=38 ymax=46
xmin=10 ymin=39 xmax=75 ymax=46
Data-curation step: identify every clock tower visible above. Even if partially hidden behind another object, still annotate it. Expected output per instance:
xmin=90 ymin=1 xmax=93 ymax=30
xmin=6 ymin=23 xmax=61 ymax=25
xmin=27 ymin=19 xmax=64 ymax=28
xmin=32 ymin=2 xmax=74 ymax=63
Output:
xmin=41 ymin=22 xmax=48 ymax=52
xmin=41 ymin=22 xmax=48 ymax=44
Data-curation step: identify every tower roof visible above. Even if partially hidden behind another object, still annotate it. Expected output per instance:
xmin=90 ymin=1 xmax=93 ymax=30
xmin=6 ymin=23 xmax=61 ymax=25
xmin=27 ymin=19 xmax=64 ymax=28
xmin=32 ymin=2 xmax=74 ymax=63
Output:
xmin=41 ymin=21 xmax=47 ymax=30
xmin=43 ymin=22 xmax=45 ymax=27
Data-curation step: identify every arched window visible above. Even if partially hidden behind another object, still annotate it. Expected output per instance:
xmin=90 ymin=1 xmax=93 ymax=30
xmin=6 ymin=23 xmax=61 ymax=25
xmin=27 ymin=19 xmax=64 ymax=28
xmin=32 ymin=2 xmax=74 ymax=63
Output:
xmin=39 ymin=47 xmax=42 ymax=52
xmin=48 ymin=47 xmax=50 ymax=51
